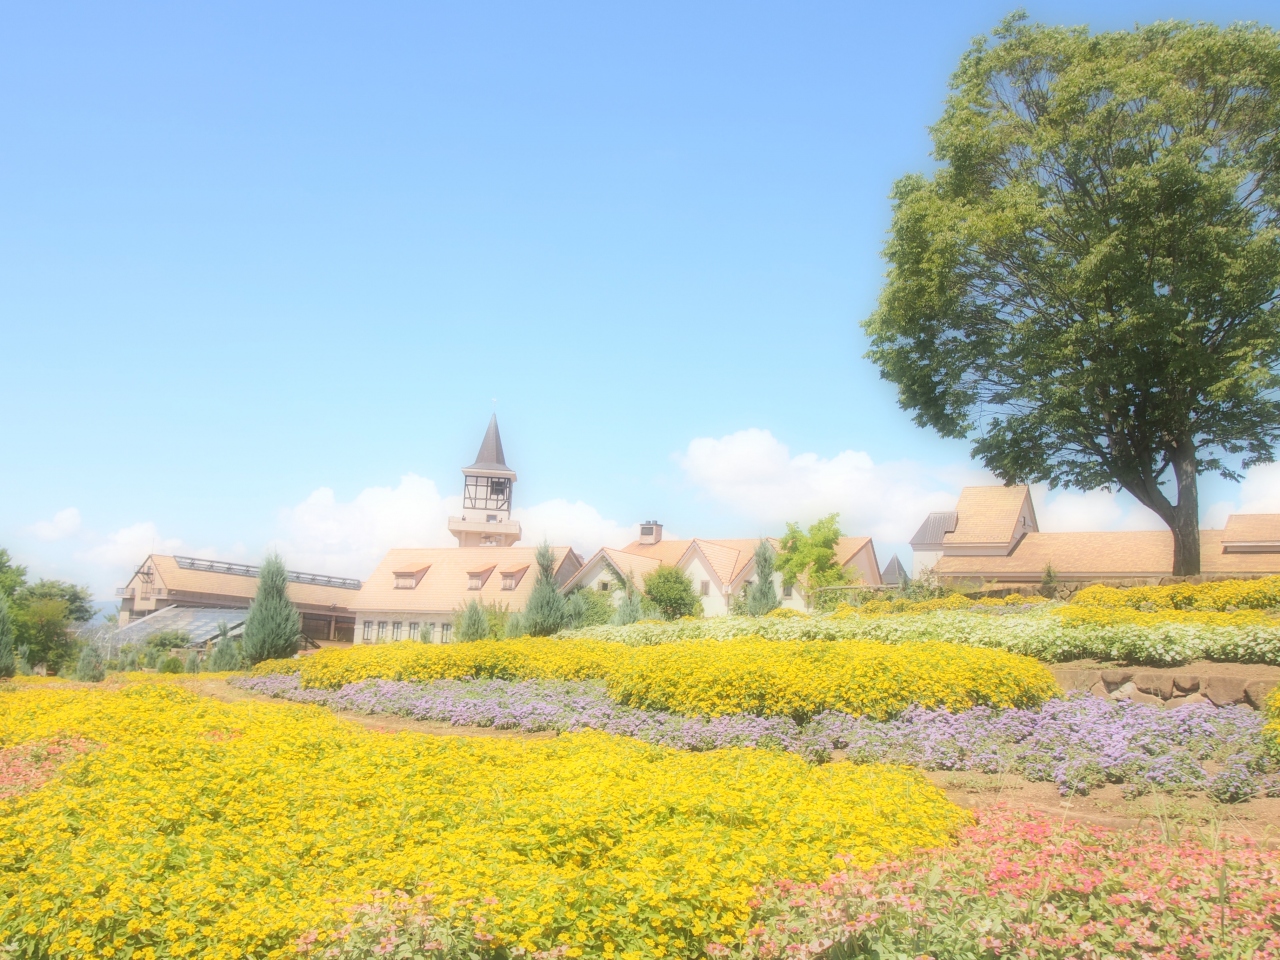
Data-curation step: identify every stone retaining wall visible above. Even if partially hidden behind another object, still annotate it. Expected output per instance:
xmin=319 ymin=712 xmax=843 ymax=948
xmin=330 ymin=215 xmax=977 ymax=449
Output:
xmin=1051 ymin=666 xmax=1276 ymax=710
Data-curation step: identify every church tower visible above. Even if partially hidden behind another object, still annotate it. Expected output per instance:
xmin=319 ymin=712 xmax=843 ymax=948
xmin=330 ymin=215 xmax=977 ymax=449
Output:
xmin=447 ymin=414 xmax=523 ymax=547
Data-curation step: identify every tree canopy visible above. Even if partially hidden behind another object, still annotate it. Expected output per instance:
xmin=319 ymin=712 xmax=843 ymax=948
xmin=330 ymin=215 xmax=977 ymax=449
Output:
xmin=776 ymin=515 xmax=848 ymax=609
xmin=240 ymin=553 xmax=301 ymax=664
xmin=863 ymin=15 xmax=1280 ymax=575
xmin=642 ymin=566 xmax=700 ymax=620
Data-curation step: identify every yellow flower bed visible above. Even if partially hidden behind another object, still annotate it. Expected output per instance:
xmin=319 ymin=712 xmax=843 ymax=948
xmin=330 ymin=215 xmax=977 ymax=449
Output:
xmin=1052 ymin=605 xmax=1274 ymax=629
xmin=1071 ymin=576 xmax=1280 ymax=612
xmin=834 ymin=593 xmax=1049 ymax=616
xmin=260 ymin=637 xmax=1059 ymax=721
xmin=0 ymin=683 xmax=969 ymax=960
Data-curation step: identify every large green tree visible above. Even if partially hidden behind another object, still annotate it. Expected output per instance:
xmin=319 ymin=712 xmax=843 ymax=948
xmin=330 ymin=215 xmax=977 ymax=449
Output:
xmin=0 ymin=596 xmax=15 ymax=679
xmin=0 ymin=549 xmax=27 ymax=600
xmin=14 ymin=580 xmax=95 ymax=624
xmin=642 ymin=566 xmax=699 ymax=620
xmin=240 ymin=553 xmax=301 ymax=664
xmin=864 ymin=16 xmax=1280 ymax=576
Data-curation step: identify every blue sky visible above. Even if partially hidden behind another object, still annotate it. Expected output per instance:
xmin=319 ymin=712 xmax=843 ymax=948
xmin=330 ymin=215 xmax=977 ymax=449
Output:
xmin=3 ymin=0 xmax=1278 ymax=598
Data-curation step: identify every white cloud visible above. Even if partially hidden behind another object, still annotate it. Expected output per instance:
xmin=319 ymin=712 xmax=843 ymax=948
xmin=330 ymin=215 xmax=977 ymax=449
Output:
xmin=1033 ymin=486 xmax=1165 ymax=533
xmin=677 ymin=428 xmax=972 ymax=545
xmin=273 ymin=474 xmax=459 ymax=577
xmin=514 ymin=500 xmax=636 ymax=555
xmin=29 ymin=507 xmax=82 ymax=541
xmin=1205 ymin=462 xmax=1280 ymax=527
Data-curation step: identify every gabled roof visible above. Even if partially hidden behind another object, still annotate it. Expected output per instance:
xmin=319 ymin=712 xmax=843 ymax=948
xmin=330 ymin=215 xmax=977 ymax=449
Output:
xmin=1222 ymin=514 xmax=1280 ymax=547
xmin=944 ymin=486 xmax=1035 ymax=546
xmin=354 ymin=546 xmax=580 ymax=613
xmin=127 ymin=555 xmax=359 ymax=611
xmin=880 ymin=554 xmax=907 ymax=586
xmin=910 ymin=512 xmax=958 ymax=547
xmin=464 ymin=414 xmax=514 ymax=475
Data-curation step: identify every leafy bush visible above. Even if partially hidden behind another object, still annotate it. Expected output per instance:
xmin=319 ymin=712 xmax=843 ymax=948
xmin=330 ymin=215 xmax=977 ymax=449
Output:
xmin=643 ymin=566 xmax=699 ymax=620
xmin=157 ymin=655 xmax=184 ymax=674
xmin=610 ymin=592 xmax=643 ymax=626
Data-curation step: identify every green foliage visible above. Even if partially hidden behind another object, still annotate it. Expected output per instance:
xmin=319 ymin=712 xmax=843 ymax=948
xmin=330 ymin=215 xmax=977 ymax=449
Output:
xmin=642 ymin=566 xmax=699 ymax=621
xmin=503 ymin=611 xmax=524 ymax=638
xmin=0 ymin=596 xmax=14 ymax=680
xmin=140 ymin=630 xmax=192 ymax=668
xmin=610 ymin=592 xmax=643 ymax=626
xmin=455 ymin=599 xmax=491 ymax=643
xmin=776 ymin=515 xmax=848 ymax=610
xmin=1041 ymin=564 xmax=1060 ymax=594
xmin=118 ymin=646 xmax=140 ymax=672
xmin=523 ymin=542 xmax=567 ymax=636
xmin=12 ymin=598 xmax=73 ymax=673
xmin=157 ymin=655 xmax=185 ymax=674
xmin=185 ymin=651 xmax=201 ymax=674
xmin=240 ymin=553 xmax=301 ymax=665
xmin=0 ymin=549 xmax=28 ymax=600
xmin=565 ymin=588 xmax=614 ymax=629
xmin=746 ymin=540 xmax=780 ymax=616
xmin=74 ymin=646 xmax=106 ymax=682
xmin=863 ymin=15 xmax=1280 ymax=575
xmin=14 ymin=580 xmax=95 ymax=623
xmin=207 ymin=626 xmax=244 ymax=672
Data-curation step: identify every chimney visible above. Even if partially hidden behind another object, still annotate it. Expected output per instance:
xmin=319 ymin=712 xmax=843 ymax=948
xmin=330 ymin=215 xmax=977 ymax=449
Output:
xmin=639 ymin=521 xmax=663 ymax=545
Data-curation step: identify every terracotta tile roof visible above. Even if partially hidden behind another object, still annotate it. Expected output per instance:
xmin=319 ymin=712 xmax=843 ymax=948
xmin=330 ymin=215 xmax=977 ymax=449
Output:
xmin=933 ymin=528 xmax=1280 ymax=580
xmin=1222 ymin=514 xmax=1280 ymax=545
xmin=145 ymin=555 xmax=359 ymax=611
xmin=353 ymin=547 xmax=579 ymax=613
xmin=616 ymin=538 xmax=695 ymax=566
xmin=944 ymin=486 xmax=1034 ymax=546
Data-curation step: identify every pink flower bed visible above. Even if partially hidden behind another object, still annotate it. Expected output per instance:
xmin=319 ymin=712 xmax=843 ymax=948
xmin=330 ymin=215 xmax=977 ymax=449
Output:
xmin=726 ymin=805 xmax=1280 ymax=959
xmin=0 ymin=738 xmax=95 ymax=799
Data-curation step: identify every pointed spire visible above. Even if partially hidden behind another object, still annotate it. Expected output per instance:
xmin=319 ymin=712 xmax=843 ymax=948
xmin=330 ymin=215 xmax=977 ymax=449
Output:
xmin=466 ymin=414 xmax=509 ymax=471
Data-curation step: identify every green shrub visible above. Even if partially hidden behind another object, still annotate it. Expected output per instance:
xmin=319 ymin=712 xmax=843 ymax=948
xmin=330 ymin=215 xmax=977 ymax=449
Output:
xmin=455 ymin=599 xmax=490 ymax=643
xmin=523 ymin=542 xmax=567 ymax=636
xmin=643 ymin=567 xmax=699 ymax=620
xmin=241 ymin=553 xmax=302 ymax=664
xmin=158 ymin=655 xmax=185 ymax=674
xmin=74 ymin=646 xmax=106 ymax=682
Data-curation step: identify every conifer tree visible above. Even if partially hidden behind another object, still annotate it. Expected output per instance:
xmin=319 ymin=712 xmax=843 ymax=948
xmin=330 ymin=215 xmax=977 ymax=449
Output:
xmin=207 ymin=625 xmax=243 ymax=672
xmin=74 ymin=645 xmax=105 ymax=682
xmin=523 ymin=542 xmax=567 ymax=636
xmin=610 ymin=592 xmax=642 ymax=626
xmin=746 ymin=540 xmax=780 ymax=616
xmin=0 ymin=596 xmax=14 ymax=679
xmin=455 ymin=599 xmax=490 ymax=642
xmin=240 ymin=553 xmax=301 ymax=665
xmin=503 ymin=611 xmax=524 ymax=638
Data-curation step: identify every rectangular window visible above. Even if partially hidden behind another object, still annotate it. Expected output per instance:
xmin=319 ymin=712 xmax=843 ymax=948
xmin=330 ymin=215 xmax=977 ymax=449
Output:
xmin=362 ymin=620 xmax=373 ymax=641
xmin=487 ymin=514 xmax=498 ymax=522
xmin=783 ymin=583 xmax=792 ymax=598
xmin=701 ymin=580 xmax=710 ymax=597
xmin=441 ymin=623 xmax=452 ymax=643
xmin=392 ymin=621 xmax=402 ymax=641
xmin=377 ymin=621 xmax=388 ymax=640
xmin=408 ymin=622 xmax=419 ymax=640
xmin=468 ymin=575 xmax=482 ymax=590
xmin=501 ymin=573 xmax=515 ymax=590
xmin=598 ymin=580 xmax=610 ymax=592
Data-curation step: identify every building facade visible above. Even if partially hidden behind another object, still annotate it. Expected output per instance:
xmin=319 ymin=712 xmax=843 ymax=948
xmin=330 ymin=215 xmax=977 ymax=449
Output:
xmin=911 ymin=484 xmax=1280 ymax=585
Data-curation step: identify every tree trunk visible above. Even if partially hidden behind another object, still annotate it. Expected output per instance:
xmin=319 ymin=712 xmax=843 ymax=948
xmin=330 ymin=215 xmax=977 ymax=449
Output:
xmin=1120 ymin=436 xmax=1201 ymax=576
xmin=1168 ymin=440 xmax=1201 ymax=577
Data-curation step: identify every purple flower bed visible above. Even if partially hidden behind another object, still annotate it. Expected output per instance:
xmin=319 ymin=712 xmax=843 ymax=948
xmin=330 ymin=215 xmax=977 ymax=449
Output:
xmin=232 ymin=674 xmax=1275 ymax=799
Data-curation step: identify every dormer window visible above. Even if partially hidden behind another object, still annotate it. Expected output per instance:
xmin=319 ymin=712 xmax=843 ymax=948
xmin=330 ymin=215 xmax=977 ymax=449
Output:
xmin=393 ymin=566 xmax=430 ymax=589
xmin=468 ymin=575 xmax=482 ymax=590
xmin=501 ymin=573 xmax=515 ymax=590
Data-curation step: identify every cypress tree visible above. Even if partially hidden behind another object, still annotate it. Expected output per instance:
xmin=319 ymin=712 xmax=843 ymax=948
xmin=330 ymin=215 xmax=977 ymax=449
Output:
xmin=523 ymin=542 xmax=567 ymax=636
xmin=74 ymin=645 xmax=105 ymax=682
xmin=610 ymin=592 xmax=642 ymax=626
xmin=503 ymin=611 xmax=524 ymax=638
xmin=746 ymin=540 xmax=780 ymax=616
xmin=455 ymin=599 xmax=490 ymax=642
xmin=0 ymin=596 xmax=14 ymax=679
xmin=240 ymin=553 xmax=301 ymax=665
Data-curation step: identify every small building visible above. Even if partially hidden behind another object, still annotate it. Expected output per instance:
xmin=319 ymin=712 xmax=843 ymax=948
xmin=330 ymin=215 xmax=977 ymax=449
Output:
xmin=913 ymin=484 xmax=1280 ymax=586
xmin=117 ymin=554 xmax=360 ymax=642
xmin=564 ymin=522 xmax=882 ymax=614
